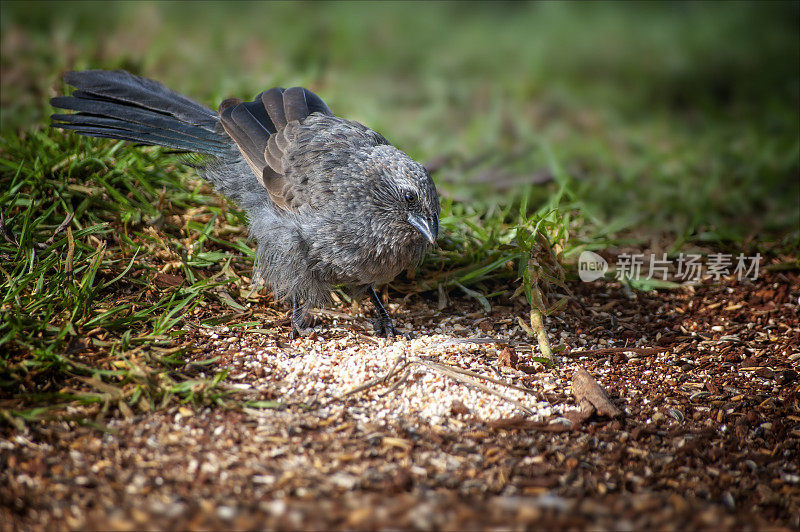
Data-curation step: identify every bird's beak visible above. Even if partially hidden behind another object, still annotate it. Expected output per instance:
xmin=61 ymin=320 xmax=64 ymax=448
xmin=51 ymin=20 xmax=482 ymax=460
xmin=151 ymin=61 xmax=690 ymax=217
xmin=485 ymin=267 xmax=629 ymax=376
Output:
xmin=407 ymin=213 xmax=437 ymax=244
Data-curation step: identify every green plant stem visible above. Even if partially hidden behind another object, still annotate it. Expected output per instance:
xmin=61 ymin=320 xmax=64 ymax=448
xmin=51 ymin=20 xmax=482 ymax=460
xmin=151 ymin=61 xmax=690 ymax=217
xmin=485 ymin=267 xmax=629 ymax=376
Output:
xmin=530 ymin=308 xmax=553 ymax=362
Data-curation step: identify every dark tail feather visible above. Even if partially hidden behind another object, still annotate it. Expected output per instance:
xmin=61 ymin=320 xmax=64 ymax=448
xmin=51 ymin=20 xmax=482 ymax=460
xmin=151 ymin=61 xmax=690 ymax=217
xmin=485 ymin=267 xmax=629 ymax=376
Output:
xmin=51 ymin=70 xmax=232 ymax=156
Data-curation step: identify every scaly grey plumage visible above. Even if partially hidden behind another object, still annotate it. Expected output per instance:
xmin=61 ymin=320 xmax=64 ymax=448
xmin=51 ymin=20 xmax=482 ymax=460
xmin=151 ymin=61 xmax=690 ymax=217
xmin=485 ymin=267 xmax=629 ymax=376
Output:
xmin=50 ymin=70 xmax=439 ymax=337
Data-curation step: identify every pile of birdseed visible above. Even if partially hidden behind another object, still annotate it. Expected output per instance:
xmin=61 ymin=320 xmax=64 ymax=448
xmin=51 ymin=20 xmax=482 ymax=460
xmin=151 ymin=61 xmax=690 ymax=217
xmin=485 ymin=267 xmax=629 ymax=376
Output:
xmin=199 ymin=328 xmax=571 ymax=425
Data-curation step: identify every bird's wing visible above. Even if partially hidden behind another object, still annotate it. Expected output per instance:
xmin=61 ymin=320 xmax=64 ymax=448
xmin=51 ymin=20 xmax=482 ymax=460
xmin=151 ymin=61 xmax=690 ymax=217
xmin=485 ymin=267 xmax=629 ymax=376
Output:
xmin=218 ymin=88 xmax=388 ymax=212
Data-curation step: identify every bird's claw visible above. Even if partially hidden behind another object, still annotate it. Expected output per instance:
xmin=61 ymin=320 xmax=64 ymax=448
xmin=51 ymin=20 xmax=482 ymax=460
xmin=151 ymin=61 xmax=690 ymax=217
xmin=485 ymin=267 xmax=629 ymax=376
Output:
xmin=289 ymin=323 xmax=315 ymax=340
xmin=289 ymin=294 xmax=315 ymax=340
xmin=371 ymin=317 xmax=403 ymax=338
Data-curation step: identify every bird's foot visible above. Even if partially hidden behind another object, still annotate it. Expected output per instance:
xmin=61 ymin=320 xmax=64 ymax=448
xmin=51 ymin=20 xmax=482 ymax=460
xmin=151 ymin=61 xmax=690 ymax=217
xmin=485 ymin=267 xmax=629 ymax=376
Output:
xmin=367 ymin=285 xmax=410 ymax=339
xmin=289 ymin=323 xmax=315 ymax=340
xmin=371 ymin=316 xmax=399 ymax=338
xmin=371 ymin=315 xmax=414 ymax=339
xmin=289 ymin=295 xmax=315 ymax=340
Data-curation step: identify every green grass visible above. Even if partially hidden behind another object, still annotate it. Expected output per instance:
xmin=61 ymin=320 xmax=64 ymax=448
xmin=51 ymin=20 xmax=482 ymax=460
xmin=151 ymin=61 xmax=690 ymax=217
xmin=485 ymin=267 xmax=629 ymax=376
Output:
xmin=0 ymin=132 xmax=246 ymax=426
xmin=1 ymin=1 xmax=798 ymax=426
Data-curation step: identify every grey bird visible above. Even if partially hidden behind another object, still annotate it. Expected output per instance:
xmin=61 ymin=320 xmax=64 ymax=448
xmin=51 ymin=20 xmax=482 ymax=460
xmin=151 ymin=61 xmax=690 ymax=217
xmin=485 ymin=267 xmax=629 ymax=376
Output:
xmin=50 ymin=70 xmax=439 ymax=338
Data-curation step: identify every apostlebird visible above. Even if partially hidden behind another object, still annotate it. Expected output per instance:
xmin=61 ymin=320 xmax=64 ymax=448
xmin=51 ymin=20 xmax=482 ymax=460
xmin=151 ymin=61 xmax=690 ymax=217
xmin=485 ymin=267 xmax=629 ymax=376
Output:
xmin=50 ymin=70 xmax=439 ymax=338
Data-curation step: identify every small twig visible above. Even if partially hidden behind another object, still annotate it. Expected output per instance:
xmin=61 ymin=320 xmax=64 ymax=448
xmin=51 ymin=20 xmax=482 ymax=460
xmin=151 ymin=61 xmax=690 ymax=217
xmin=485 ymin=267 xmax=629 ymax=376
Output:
xmin=442 ymin=337 xmax=508 ymax=346
xmin=320 ymin=350 xmax=538 ymax=416
xmin=357 ymin=334 xmax=382 ymax=346
xmin=378 ymin=367 xmax=412 ymax=398
xmin=488 ymin=363 xmax=506 ymax=379
xmin=45 ymin=211 xmax=75 ymax=246
xmin=416 ymin=358 xmax=539 ymax=398
xmin=564 ymin=346 xmax=667 ymax=358
xmin=310 ymin=308 xmax=357 ymax=321
xmin=0 ymin=210 xmax=18 ymax=245
xmin=64 ymin=227 xmax=75 ymax=274
xmin=414 ymin=359 xmax=536 ymax=416
xmin=329 ymin=353 xmax=410 ymax=404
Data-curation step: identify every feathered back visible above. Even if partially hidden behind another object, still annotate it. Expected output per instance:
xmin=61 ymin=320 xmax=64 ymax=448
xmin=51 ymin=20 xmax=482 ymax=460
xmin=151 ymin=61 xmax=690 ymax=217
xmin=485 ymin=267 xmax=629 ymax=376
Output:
xmin=218 ymin=87 xmax=333 ymax=210
xmin=218 ymin=88 xmax=332 ymax=179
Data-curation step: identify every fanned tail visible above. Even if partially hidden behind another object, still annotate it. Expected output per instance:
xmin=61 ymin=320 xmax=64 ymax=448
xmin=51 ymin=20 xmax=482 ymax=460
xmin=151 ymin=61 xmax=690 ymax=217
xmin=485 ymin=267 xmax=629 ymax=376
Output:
xmin=50 ymin=70 xmax=232 ymax=157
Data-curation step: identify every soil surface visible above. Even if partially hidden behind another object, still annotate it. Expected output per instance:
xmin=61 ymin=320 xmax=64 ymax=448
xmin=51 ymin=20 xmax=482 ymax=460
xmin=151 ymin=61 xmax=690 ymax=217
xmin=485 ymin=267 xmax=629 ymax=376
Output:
xmin=2 ymin=270 xmax=799 ymax=530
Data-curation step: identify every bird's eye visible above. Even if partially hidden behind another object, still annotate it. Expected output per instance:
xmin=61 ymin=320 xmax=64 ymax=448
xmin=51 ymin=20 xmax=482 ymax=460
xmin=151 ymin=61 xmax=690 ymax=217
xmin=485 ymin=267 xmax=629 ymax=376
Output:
xmin=404 ymin=191 xmax=416 ymax=204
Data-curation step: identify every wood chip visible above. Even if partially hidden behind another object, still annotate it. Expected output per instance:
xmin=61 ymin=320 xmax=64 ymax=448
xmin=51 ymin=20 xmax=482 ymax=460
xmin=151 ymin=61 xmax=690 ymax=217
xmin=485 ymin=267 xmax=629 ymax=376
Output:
xmin=571 ymin=367 xmax=622 ymax=418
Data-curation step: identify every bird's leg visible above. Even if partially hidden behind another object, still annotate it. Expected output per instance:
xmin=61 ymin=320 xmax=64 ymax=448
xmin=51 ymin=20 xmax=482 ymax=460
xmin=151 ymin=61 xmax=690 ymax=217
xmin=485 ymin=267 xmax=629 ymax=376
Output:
xmin=289 ymin=294 xmax=313 ymax=340
xmin=369 ymin=286 xmax=399 ymax=338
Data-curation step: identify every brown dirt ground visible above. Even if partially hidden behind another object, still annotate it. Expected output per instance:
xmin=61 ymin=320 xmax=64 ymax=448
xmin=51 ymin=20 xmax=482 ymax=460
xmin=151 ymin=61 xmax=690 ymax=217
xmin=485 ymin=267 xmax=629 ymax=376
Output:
xmin=2 ymin=269 xmax=799 ymax=531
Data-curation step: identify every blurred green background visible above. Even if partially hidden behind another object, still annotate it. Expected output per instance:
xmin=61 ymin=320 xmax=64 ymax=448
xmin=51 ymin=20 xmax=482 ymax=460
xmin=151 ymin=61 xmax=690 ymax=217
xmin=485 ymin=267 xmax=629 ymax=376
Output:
xmin=2 ymin=0 xmax=798 ymax=243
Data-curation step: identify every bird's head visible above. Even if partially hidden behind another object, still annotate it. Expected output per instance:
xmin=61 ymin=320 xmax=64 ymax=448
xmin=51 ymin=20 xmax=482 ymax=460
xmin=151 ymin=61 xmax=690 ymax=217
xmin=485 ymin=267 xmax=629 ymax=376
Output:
xmin=367 ymin=146 xmax=439 ymax=245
